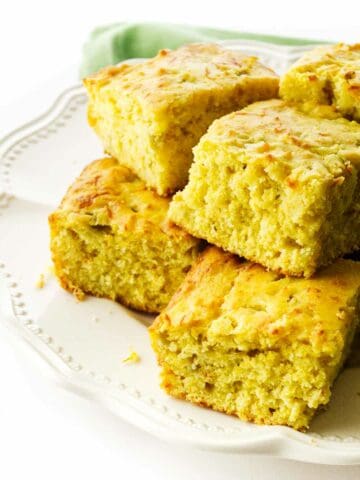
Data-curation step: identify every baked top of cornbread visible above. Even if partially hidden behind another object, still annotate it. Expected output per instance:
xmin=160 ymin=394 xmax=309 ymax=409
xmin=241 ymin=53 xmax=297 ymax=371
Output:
xmin=279 ymin=43 xmax=360 ymax=119
xmin=59 ymin=157 xmax=191 ymax=239
xmin=84 ymin=43 xmax=278 ymax=109
xmin=285 ymin=43 xmax=360 ymax=73
xmin=193 ymin=99 xmax=360 ymax=177
xmin=156 ymin=247 xmax=360 ymax=350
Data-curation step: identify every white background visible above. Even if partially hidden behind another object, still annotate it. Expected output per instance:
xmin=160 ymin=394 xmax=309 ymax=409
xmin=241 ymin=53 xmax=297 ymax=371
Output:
xmin=1 ymin=1 xmax=360 ymax=478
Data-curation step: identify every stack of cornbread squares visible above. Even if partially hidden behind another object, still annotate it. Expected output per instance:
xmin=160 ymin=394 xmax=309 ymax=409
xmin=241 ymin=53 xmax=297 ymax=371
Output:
xmin=49 ymin=42 xmax=360 ymax=431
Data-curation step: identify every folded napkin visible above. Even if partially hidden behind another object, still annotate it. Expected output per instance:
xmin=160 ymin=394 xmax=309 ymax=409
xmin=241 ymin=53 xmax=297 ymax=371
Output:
xmin=80 ymin=22 xmax=322 ymax=77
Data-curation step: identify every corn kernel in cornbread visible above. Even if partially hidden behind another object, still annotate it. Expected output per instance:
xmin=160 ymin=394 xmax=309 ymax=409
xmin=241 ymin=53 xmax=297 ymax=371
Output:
xmin=150 ymin=247 xmax=360 ymax=430
xmin=49 ymin=157 xmax=202 ymax=313
xmin=169 ymin=99 xmax=360 ymax=277
xmin=280 ymin=43 xmax=360 ymax=121
xmin=84 ymin=43 xmax=279 ymax=195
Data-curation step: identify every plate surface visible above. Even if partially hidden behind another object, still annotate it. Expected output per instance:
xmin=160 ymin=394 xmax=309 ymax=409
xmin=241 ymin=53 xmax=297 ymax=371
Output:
xmin=2 ymin=40 xmax=360 ymax=465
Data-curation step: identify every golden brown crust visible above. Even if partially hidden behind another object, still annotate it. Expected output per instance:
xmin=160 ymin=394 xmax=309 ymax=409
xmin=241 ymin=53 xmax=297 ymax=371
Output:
xmin=153 ymin=246 xmax=360 ymax=342
xmin=58 ymin=156 xmax=193 ymax=241
xmin=84 ymin=43 xmax=278 ymax=106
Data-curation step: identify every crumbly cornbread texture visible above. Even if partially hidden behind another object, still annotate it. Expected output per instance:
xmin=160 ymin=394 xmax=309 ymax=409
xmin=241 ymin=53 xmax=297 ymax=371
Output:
xmin=150 ymin=247 xmax=360 ymax=430
xmin=49 ymin=157 xmax=202 ymax=313
xmin=280 ymin=43 xmax=360 ymax=121
xmin=169 ymin=99 xmax=360 ymax=277
xmin=84 ymin=43 xmax=279 ymax=195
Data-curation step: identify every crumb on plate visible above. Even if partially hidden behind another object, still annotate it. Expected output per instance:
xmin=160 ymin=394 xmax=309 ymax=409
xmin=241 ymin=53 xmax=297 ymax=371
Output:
xmin=122 ymin=350 xmax=141 ymax=364
xmin=35 ymin=273 xmax=45 ymax=289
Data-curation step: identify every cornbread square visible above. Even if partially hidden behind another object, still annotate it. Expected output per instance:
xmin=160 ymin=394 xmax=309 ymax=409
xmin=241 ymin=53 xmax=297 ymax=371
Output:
xmin=150 ymin=247 xmax=360 ymax=430
xmin=49 ymin=157 xmax=202 ymax=313
xmin=84 ymin=43 xmax=279 ymax=195
xmin=280 ymin=43 xmax=360 ymax=121
xmin=169 ymin=99 xmax=360 ymax=277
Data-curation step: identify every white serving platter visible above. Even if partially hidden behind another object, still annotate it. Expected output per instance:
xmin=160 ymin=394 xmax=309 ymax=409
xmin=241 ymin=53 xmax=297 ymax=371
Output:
xmin=2 ymin=40 xmax=360 ymax=465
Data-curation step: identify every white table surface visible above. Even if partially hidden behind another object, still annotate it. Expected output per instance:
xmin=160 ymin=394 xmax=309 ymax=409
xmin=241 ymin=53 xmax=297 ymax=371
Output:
xmin=1 ymin=2 xmax=360 ymax=478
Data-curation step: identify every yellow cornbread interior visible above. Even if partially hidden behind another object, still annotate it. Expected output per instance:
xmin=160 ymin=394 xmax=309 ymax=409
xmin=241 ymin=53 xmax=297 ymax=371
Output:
xmin=49 ymin=157 xmax=202 ymax=313
xmin=150 ymin=247 xmax=360 ymax=430
xmin=84 ymin=43 xmax=279 ymax=195
xmin=280 ymin=43 xmax=360 ymax=121
xmin=169 ymin=99 xmax=360 ymax=277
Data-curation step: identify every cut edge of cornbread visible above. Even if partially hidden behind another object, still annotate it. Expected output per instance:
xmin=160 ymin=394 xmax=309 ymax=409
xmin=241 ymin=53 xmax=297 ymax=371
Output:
xmin=49 ymin=157 xmax=203 ymax=313
xmin=150 ymin=247 xmax=360 ymax=430
xmin=168 ymin=99 xmax=360 ymax=277
xmin=84 ymin=43 xmax=279 ymax=195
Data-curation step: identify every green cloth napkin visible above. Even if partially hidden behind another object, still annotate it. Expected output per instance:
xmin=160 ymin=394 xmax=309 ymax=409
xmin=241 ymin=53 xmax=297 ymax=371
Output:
xmin=80 ymin=22 xmax=323 ymax=78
